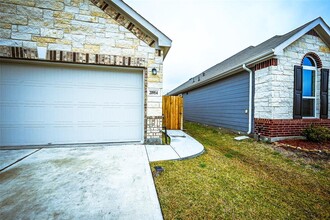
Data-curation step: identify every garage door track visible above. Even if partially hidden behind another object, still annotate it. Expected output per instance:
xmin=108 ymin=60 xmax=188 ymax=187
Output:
xmin=0 ymin=145 xmax=162 ymax=220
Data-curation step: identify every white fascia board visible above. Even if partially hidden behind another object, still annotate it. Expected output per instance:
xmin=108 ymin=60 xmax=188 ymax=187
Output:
xmin=112 ymin=0 xmax=172 ymax=48
xmin=274 ymin=18 xmax=330 ymax=55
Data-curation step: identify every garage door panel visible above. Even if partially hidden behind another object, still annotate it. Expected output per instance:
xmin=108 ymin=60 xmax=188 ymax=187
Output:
xmin=51 ymin=88 xmax=76 ymax=103
xmin=124 ymin=89 xmax=143 ymax=103
xmin=0 ymin=62 xmax=143 ymax=146
xmin=101 ymin=125 xmax=122 ymax=142
xmin=3 ymin=84 xmax=48 ymax=103
xmin=102 ymin=107 xmax=123 ymax=122
xmin=1 ymin=105 xmax=23 ymax=123
xmin=76 ymin=108 xmax=102 ymax=124
xmin=2 ymin=105 xmax=45 ymax=124
xmin=73 ymin=126 xmax=99 ymax=143
xmin=22 ymin=106 xmax=47 ymax=124
xmin=1 ymin=84 xmax=19 ymax=101
xmin=53 ymin=126 xmax=76 ymax=143
xmin=122 ymin=106 xmax=143 ymax=122
xmin=123 ymin=124 xmax=143 ymax=140
xmin=1 ymin=126 xmax=23 ymax=145
xmin=76 ymin=88 xmax=100 ymax=103
xmin=51 ymin=107 xmax=76 ymax=123
xmin=22 ymin=126 xmax=49 ymax=145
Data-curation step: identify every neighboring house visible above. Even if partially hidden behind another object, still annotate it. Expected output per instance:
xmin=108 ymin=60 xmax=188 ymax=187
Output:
xmin=168 ymin=17 xmax=330 ymax=142
xmin=0 ymin=0 xmax=171 ymax=146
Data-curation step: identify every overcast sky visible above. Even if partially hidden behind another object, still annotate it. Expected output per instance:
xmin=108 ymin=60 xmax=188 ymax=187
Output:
xmin=124 ymin=0 xmax=330 ymax=93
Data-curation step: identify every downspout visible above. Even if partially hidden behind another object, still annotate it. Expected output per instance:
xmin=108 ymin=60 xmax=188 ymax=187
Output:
xmin=242 ymin=64 xmax=253 ymax=135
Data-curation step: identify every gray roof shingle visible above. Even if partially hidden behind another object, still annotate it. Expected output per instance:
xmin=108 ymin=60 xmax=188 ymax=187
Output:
xmin=168 ymin=17 xmax=325 ymax=95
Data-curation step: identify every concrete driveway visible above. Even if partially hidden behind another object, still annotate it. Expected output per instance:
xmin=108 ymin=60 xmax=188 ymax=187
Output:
xmin=0 ymin=145 xmax=162 ymax=220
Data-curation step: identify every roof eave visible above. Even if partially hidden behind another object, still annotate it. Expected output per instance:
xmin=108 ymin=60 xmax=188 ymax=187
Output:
xmin=168 ymin=66 xmax=243 ymax=95
xmin=274 ymin=17 xmax=330 ymax=55
xmin=111 ymin=0 xmax=172 ymax=54
xmin=168 ymin=50 xmax=275 ymax=95
xmin=161 ymin=46 xmax=171 ymax=59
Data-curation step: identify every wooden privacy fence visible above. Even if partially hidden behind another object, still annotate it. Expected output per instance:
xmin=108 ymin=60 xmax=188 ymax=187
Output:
xmin=162 ymin=96 xmax=183 ymax=130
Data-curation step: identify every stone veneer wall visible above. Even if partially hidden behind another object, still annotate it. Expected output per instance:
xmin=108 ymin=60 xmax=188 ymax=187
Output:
xmin=254 ymin=33 xmax=330 ymax=141
xmin=0 ymin=0 xmax=165 ymax=144
xmin=255 ymin=34 xmax=330 ymax=119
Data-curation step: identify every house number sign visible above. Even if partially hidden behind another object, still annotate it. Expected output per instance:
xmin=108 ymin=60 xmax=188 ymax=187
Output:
xmin=148 ymin=88 xmax=161 ymax=96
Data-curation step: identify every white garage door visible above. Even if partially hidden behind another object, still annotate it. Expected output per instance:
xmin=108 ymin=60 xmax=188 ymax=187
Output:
xmin=0 ymin=61 xmax=144 ymax=146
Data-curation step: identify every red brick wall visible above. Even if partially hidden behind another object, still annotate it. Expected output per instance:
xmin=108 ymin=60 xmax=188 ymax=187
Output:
xmin=254 ymin=118 xmax=330 ymax=138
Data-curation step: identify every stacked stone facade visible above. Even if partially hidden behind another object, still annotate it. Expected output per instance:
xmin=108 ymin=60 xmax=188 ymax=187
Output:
xmin=0 ymin=0 xmax=166 ymax=144
xmin=254 ymin=33 xmax=330 ymax=141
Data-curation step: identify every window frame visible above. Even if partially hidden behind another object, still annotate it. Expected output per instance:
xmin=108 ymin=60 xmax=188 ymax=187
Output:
xmin=301 ymin=56 xmax=317 ymax=118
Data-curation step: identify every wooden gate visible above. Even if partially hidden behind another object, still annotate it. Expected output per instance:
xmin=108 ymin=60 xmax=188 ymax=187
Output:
xmin=162 ymin=96 xmax=183 ymax=130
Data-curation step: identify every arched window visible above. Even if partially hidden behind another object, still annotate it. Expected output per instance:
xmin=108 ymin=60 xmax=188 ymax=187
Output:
xmin=301 ymin=56 xmax=317 ymax=117
xmin=294 ymin=54 xmax=329 ymax=119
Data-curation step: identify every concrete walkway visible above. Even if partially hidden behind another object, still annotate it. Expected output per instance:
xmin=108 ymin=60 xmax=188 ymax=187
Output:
xmin=146 ymin=130 xmax=204 ymax=162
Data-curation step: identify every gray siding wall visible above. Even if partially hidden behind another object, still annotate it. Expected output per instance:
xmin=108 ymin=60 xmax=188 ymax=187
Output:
xmin=183 ymin=71 xmax=250 ymax=132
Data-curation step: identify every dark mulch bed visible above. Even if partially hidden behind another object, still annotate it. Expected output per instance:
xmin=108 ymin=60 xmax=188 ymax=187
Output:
xmin=274 ymin=139 xmax=330 ymax=160
xmin=277 ymin=139 xmax=330 ymax=151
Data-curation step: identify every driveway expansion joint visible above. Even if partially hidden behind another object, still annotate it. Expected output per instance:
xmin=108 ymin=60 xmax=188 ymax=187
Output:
xmin=169 ymin=144 xmax=182 ymax=159
xmin=0 ymin=148 xmax=42 ymax=172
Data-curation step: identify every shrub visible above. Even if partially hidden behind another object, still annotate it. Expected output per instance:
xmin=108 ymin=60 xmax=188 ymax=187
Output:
xmin=302 ymin=125 xmax=330 ymax=143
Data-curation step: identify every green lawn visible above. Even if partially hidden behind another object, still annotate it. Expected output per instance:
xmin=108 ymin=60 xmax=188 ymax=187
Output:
xmin=151 ymin=122 xmax=330 ymax=220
